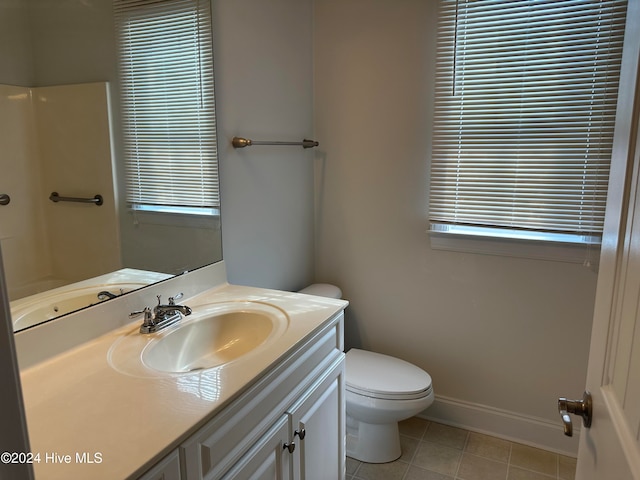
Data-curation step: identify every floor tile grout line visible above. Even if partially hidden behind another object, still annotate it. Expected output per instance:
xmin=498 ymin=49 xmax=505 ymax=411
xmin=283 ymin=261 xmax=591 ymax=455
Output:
xmin=397 ymin=419 xmax=426 ymax=480
xmin=507 ymin=462 xmax=559 ymax=480
xmin=452 ymin=430 xmax=470 ymax=479
xmin=400 ymin=430 xmax=422 ymax=480
xmin=350 ymin=458 xmax=361 ymax=479
xmin=505 ymin=441 xmax=513 ymax=480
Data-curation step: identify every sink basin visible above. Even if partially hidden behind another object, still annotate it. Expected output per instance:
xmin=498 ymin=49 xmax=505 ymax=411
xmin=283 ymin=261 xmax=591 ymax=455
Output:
xmin=140 ymin=302 xmax=289 ymax=373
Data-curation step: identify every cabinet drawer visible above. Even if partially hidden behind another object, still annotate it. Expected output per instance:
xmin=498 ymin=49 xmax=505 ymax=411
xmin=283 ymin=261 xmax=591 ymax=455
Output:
xmin=181 ymin=312 xmax=343 ymax=480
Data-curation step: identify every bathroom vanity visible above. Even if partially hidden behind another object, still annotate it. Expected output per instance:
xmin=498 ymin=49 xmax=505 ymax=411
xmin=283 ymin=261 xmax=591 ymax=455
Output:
xmin=14 ymin=262 xmax=347 ymax=479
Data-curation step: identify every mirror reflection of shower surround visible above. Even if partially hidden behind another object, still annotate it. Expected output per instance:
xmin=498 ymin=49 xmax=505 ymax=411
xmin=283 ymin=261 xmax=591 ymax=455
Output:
xmin=0 ymin=82 xmax=121 ymax=309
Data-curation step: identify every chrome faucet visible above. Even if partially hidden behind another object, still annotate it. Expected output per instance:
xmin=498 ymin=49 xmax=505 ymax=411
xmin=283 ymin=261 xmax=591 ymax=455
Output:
xmin=131 ymin=293 xmax=192 ymax=334
xmin=98 ymin=288 xmax=125 ymax=301
xmin=97 ymin=290 xmax=118 ymax=301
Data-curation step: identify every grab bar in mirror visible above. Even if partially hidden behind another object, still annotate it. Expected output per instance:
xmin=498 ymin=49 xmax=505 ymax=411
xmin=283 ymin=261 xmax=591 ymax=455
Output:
xmin=0 ymin=194 xmax=9 ymax=206
xmin=232 ymin=136 xmax=319 ymax=149
xmin=49 ymin=192 xmax=103 ymax=206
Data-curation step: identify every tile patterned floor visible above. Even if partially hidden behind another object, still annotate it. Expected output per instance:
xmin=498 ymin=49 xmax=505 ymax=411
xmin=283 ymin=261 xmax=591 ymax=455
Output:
xmin=347 ymin=418 xmax=577 ymax=480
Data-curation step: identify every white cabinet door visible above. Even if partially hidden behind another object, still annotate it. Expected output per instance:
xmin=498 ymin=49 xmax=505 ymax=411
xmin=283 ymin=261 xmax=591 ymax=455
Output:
xmin=138 ymin=450 xmax=182 ymax=480
xmin=288 ymin=359 xmax=345 ymax=480
xmin=222 ymin=415 xmax=291 ymax=480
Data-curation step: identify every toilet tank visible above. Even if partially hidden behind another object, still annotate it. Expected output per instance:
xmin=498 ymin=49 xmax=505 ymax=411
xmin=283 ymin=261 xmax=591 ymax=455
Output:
xmin=299 ymin=283 xmax=342 ymax=299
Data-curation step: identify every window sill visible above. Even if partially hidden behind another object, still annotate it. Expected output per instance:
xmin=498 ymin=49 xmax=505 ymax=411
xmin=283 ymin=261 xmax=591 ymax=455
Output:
xmin=428 ymin=229 xmax=600 ymax=265
xmin=129 ymin=206 xmax=220 ymax=229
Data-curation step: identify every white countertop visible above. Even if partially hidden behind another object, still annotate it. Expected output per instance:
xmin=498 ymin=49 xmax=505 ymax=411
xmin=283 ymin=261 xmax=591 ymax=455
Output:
xmin=19 ymin=280 xmax=347 ymax=479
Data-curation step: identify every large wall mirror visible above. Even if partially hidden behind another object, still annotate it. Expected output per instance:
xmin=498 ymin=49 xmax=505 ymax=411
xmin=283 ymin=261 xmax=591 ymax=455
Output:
xmin=0 ymin=0 xmax=223 ymax=332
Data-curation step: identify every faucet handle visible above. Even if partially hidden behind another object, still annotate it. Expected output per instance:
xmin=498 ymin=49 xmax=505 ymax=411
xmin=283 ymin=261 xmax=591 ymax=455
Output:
xmin=130 ymin=307 xmax=156 ymax=333
xmin=130 ymin=306 xmax=149 ymax=317
xmin=168 ymin=293 xmax=184 ymax=305
xmin=130 ymin=306 xmax=153 ymax=322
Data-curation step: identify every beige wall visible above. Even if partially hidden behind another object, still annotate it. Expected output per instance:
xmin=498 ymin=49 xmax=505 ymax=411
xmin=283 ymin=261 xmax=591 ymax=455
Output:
xmin=0 ymin=0 xmax=34 ymax=86
xmin=214 ymin=0 xmax=316 ymax=290
xmin=314 ymin=0 xmax=597 ymax=453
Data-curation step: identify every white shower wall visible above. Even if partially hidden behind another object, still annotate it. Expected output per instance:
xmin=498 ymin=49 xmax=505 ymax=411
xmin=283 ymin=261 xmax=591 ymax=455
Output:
xmin=0 ymin=84 xmax=51 ymax=298
xmin=0 ymin=82 xmax=120 ymax=300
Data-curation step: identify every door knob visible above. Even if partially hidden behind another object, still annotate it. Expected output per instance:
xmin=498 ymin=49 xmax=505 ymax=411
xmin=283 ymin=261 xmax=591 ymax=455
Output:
xmin=558 ymin=391 xmax=592 ymax=437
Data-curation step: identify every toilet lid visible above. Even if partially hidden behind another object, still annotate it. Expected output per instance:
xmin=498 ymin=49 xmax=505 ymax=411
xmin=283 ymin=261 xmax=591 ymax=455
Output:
xmin=345 ymin=349 xmax=432 ymax=400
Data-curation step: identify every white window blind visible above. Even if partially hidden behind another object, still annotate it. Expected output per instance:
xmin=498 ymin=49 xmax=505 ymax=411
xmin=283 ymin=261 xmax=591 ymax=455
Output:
xmin=114 ymin=0 xmax=219 ymax=213
xmin=429 ymin=0 xmax=627 ymax=244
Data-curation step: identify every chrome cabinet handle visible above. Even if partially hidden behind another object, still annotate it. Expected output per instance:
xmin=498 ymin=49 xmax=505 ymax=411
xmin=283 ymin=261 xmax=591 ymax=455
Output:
xmin=294 ymin=429 xmax=306 ymax=440
xmin=558 ymin=391 xmax=592 ymax=437
xmin=283 ymin=442 xmax=295 ymax=453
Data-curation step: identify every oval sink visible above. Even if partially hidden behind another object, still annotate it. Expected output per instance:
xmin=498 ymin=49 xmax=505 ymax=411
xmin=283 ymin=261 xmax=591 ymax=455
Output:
xmin=141 ymin=303 xmax=289 ymax=373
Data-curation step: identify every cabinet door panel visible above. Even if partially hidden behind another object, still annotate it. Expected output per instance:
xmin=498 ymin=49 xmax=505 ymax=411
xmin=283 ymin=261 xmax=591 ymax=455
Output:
xmin=221 ymin=415 xmax=290 ymax=480
xmin=289 ymin=359 xmax=345 ymax=480
xmin=138 ymin=450 xmax=181 ymax=480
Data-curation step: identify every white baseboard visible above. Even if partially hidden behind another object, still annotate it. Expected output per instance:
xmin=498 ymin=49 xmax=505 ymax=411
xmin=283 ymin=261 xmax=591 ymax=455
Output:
xmin=420 ymin=395 xmax=580 ymax=457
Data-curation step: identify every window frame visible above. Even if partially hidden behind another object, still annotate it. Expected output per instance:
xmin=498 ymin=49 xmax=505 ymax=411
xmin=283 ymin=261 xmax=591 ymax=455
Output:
xmin=428 ymin=0 xmax=628 ymax=262
xmin=114 ymin=0 xmax=220 ymax=219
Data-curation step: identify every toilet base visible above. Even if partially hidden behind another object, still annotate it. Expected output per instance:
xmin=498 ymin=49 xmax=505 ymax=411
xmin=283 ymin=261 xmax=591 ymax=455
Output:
xmin=346 ymin=415 xmax=401 ymax=463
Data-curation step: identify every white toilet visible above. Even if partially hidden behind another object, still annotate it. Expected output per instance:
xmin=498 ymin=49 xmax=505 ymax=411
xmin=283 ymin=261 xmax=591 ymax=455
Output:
xmin=299 ymin=284 xmax=435 ymax=463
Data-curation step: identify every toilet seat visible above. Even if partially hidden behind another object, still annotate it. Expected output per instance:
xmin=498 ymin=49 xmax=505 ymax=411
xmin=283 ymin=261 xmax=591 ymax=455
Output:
xmin=346 ymin=349 xmax=432 ymax=401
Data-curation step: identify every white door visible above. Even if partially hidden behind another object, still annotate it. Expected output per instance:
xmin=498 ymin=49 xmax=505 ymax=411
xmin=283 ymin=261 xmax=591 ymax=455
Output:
xmin=574 ymin=1 xmax=640 ymax=477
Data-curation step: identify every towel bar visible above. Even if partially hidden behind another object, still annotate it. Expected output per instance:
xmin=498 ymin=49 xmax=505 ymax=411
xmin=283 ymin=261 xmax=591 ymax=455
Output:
xmin=232 ymin=136 xmax=319 ymax=149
